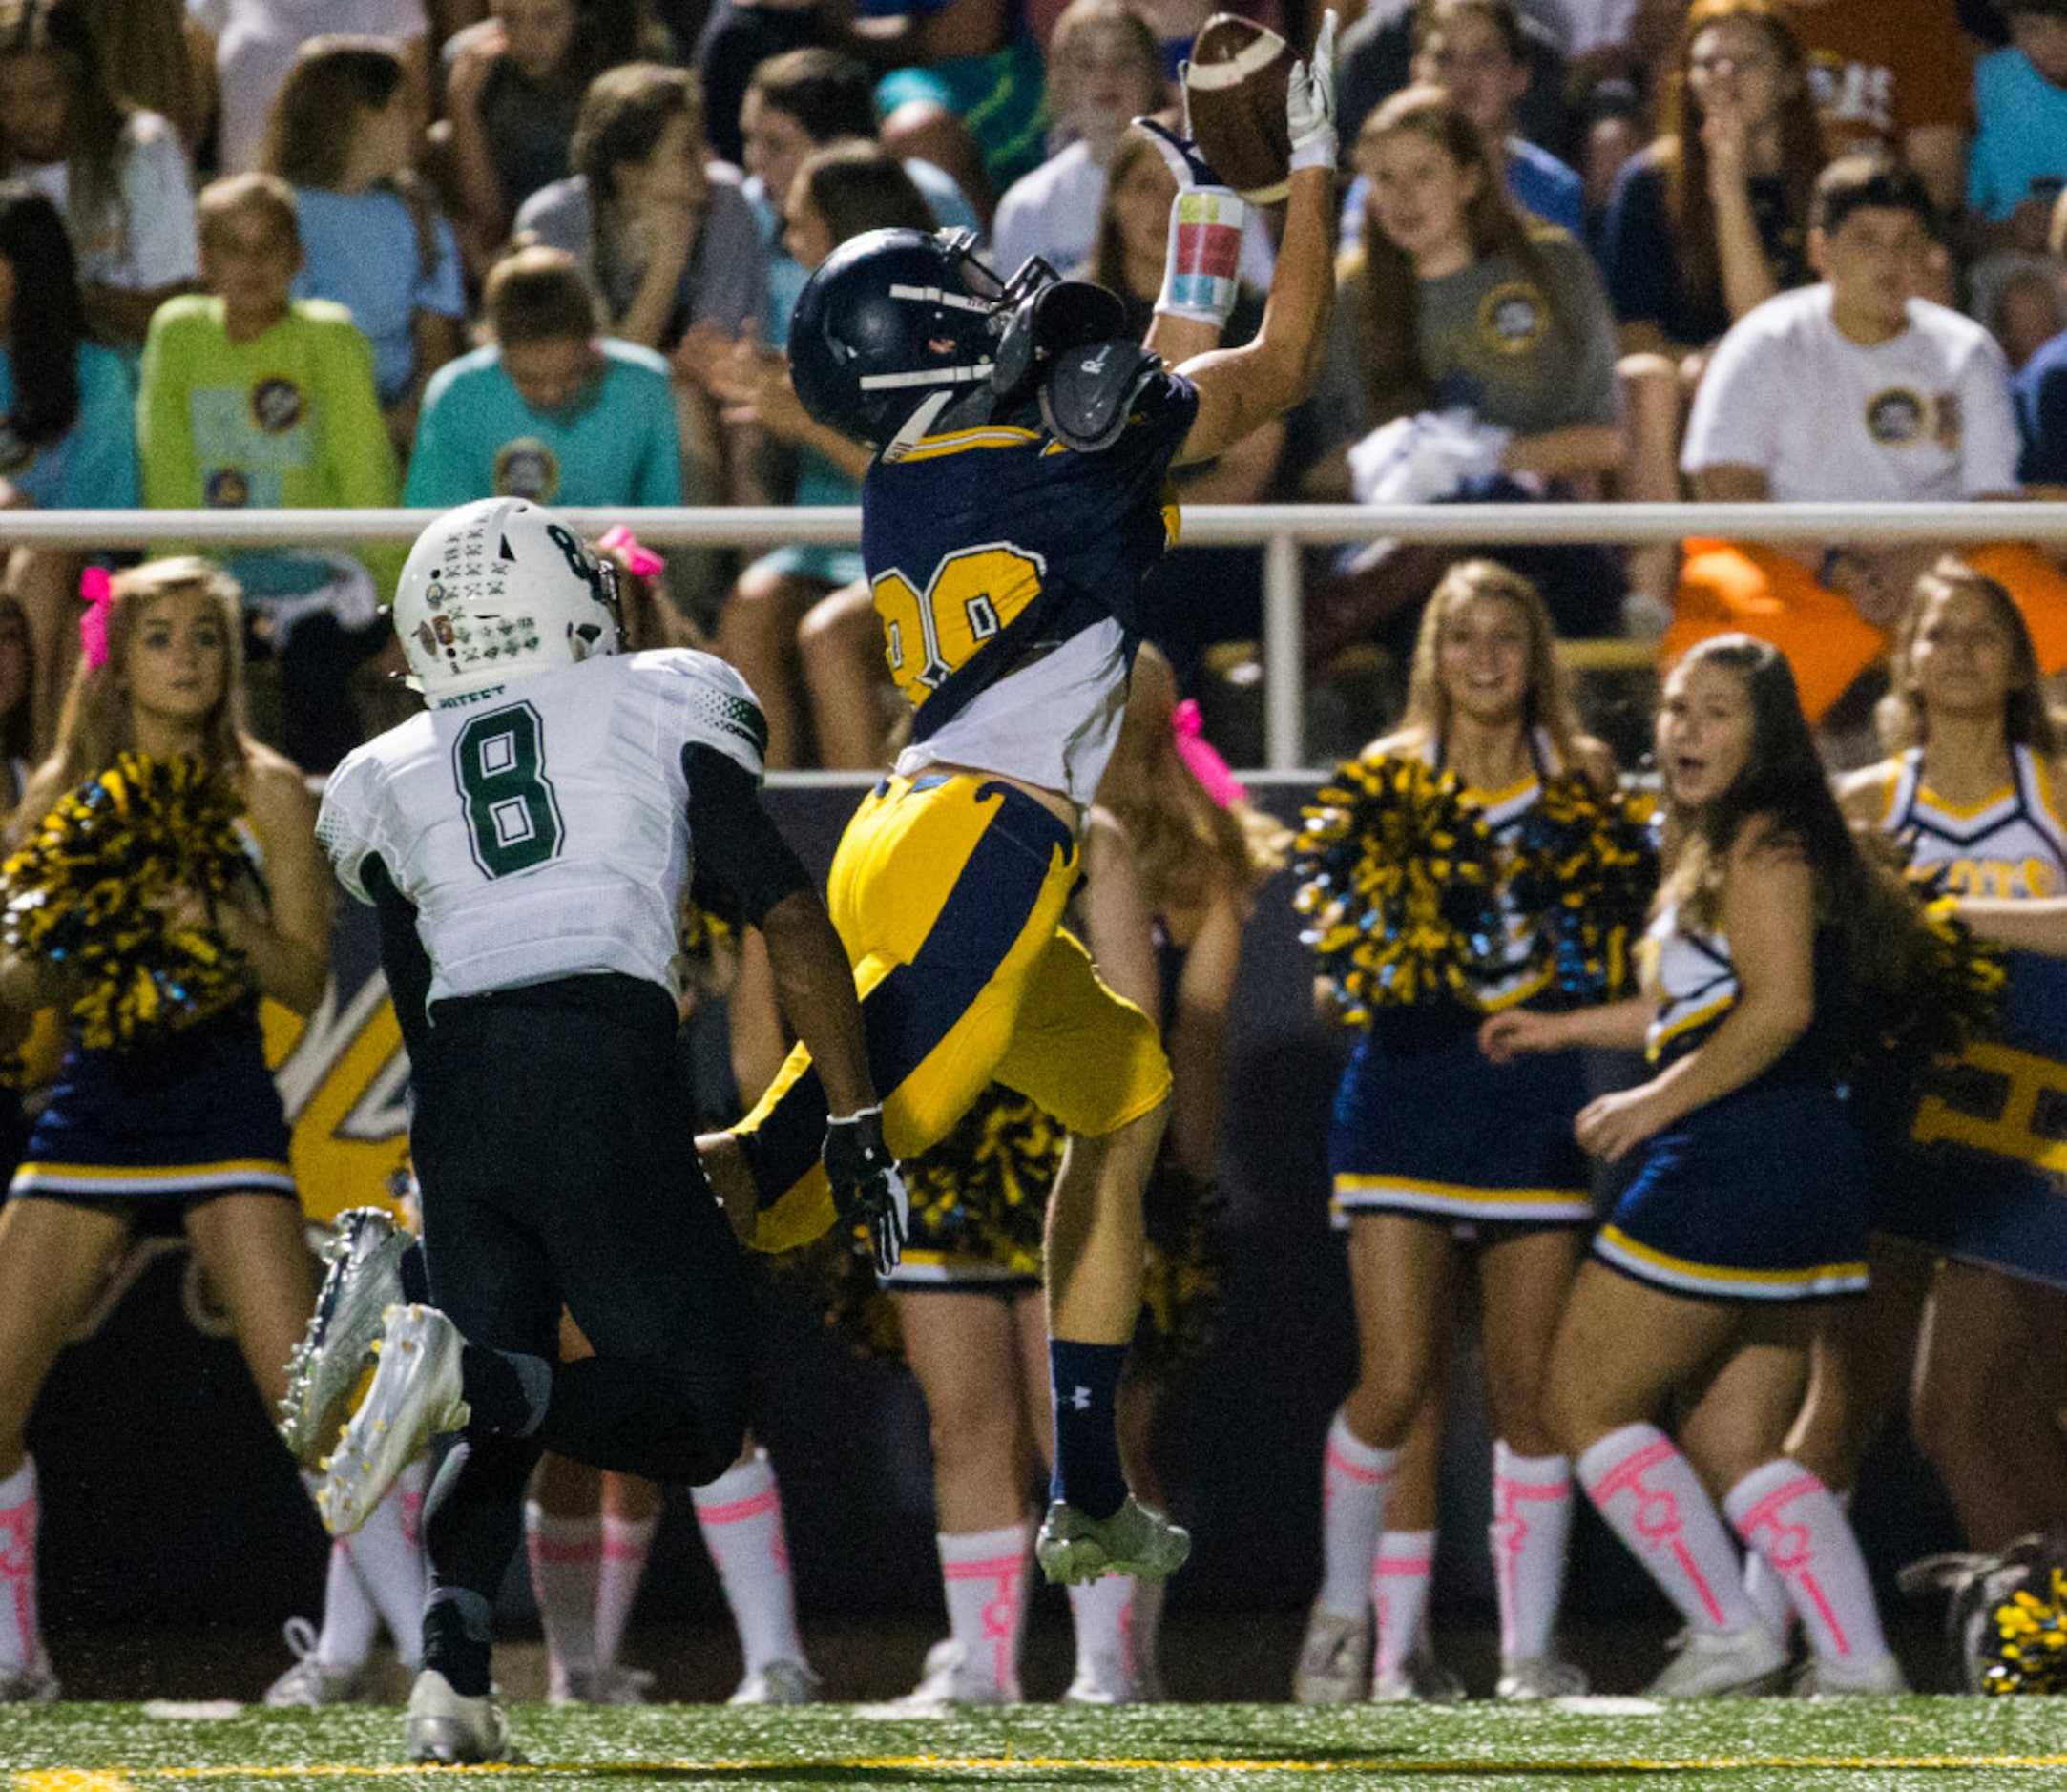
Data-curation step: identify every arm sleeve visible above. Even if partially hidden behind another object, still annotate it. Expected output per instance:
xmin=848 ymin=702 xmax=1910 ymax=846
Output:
xmin=682 ymin=742 xmax=812 ymax=927
xmin=1960 ymin=331 xmax=2024 ymax=494
xmin=136 ymin=308 xmax=203 ymax=509
xmin=360 ymin=852 xmax=436 ymax=1064
xmin=1680 ymin=310 xmax=1779 ymax=474
xmin=118 ymin=116 xmax=199 ymax=287
xmin=402 ymin=366 xmax=464 ymax=506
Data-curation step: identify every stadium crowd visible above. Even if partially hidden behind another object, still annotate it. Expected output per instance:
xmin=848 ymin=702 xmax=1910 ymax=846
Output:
xmin=6 ymin=0 xmax=2067 ymax=1741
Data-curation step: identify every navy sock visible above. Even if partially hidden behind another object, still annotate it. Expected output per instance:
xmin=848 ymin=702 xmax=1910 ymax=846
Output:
xmin=1048 ymin=1338 xmax=1129 ymax=1521
xmin=458 ymin=1346 xmax=550 ymax=1438
xmin=423 ymin=1587 xmax=494 ymax=1697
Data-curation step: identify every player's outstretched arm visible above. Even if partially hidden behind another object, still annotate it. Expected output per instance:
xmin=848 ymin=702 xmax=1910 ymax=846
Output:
xmin=1173 ymin=12 xmax=1338 ymax=469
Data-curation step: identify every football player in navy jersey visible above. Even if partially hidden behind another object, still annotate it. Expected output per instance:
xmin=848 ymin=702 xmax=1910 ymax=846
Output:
xmin=301 ymin=496 xmax=901 ymax=1763
xmin=698 ymin=19 xmax=1343 ymax=1589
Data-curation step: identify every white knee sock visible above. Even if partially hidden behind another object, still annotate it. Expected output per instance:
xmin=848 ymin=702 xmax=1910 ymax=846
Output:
xmin=343 ymin=1470 xmax=428 ymax=1668
xmin=692 ymin=1451 xmax=805 ymax=1674
xmin=1491 ymin=1444 xmax=1574 ymax=1666
xmin=1067 ymin=1572 xmax=1137 ymax=1696
xmin=316 ymin=1540 xmax=379 ymax=1669
xmin=596 ymin=1511 xmax=658 ymax=1673
xmin=1577 ymin=1423 xmax=1757 ymax=1636
xmin=1371 ymin=1531 xmax=1434 ymax=1685
xmin=1318 ymin=1411 xmax=1399 ymax=1619
xmin=939 ymin=1522 xmax=1031 ymax=1698
xmin=525 ymin=1504 xmax=601 ymax=1677
xmin=1724 ymin=1460 xmax=1889 ymax=1668
xmin=0 ymin=1457 xmax=43 ymax=1675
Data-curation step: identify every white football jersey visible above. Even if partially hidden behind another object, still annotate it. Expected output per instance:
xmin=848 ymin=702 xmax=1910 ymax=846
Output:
xmin=318 ymin=649 xmax=768 ymax=1009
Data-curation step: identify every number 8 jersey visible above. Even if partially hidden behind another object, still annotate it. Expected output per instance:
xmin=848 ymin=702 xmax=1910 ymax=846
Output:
xmin=316 ymin=648 xmax=768 ymax=1009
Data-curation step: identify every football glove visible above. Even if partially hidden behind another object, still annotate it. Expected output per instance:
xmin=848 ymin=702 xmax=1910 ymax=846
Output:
xmin=824 ymin=1106 xmax=908 ymax=1276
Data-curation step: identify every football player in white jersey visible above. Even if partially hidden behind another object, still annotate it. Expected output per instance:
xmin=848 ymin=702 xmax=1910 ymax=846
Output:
xmin=303 ymin=496 xmax=904 ymax=1763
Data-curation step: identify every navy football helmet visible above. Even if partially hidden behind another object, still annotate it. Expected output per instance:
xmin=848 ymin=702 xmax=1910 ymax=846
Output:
xmin=788 ymin=228 xmax=1127 ymax=455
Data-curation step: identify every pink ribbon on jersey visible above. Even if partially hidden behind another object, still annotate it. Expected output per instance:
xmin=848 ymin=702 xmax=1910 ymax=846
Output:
xmin=597 ymin=525 xmax=666 ymax=579
xmin=78 ymin=566 xmax=113 ymax=671
xmin=1171 ymin=698 xmax=1245 ymax=809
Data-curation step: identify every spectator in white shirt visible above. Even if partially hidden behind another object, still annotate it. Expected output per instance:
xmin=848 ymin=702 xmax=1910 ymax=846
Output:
xmin=1668 ymin=153 xmax=2067 ymax=726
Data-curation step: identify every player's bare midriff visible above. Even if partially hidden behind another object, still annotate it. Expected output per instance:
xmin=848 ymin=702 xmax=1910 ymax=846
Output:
xmin=924 ymin=761 xmax=1083 ymax=836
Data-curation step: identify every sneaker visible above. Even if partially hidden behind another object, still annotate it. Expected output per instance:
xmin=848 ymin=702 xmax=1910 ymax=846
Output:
xmin=404 ymin=1668 xmax=515 ymax=1764
xmin=1642 ymin=1623 xmax=1790 ymax=1698
xmin=857 ymin=1639 xmax=1018 ymax=1717
xmin=1035 ymin=1496 xmax=1189 ymax=1586
xmin=280 ymin=1208 xmax=410 ymax=1468
xmin=0 ymin=1649 xmax=59 ymax=1703
xmin=318 ymin=1304 xmax=469 ymax=1540
xmin=1794 ymin=1651 xmax=1907 ymax=1697
xmin=728 ymin=1660 xmax=821 ymax=1705
xmin=1496 ymin=1656 xmax=1590 ymax=1700
xmin=263 ymin=1616 xmax=366 ymax=1707
xmin=1062 ymin=1662 xmax=1143 ymax=1705
xmin=1292 ymin=1606 xmax=1370 ymax=1704
xmin=547 ymin=1661 xmax=656 ymax=1706
xmin=1371 ymin=1643 xmax=1466 ymax=1704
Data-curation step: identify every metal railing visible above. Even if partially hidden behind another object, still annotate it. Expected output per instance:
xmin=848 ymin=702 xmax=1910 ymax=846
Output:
xmin=15 ymin=500 xmax=2066 ymax=770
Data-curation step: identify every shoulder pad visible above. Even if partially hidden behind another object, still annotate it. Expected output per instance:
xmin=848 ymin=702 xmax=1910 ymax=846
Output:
xmin=637 ymin=649 xmax=771 ymax=777
xmin=1038 ymin=341 xmax=1161 ymax=453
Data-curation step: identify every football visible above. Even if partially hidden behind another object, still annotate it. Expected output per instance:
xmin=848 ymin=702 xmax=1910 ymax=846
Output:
xmin=1184 ymin=13 xmax=1296 ymax=204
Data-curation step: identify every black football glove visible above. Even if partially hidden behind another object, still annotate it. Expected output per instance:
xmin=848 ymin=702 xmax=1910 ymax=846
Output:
xmin=824 ymin=1106 xmax=908 ymax=1276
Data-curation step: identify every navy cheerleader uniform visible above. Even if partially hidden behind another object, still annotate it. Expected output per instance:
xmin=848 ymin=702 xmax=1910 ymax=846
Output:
xmin=1329 ymin=743 xmax=1592 ymax=1229
xmin=8 ymin=821 xmax=294 ymax=1218
xmin=1592 ymin=907 xmax=1868 ymax=1302
xmin=1868 ymin=745 xmax=2067 ymax=1283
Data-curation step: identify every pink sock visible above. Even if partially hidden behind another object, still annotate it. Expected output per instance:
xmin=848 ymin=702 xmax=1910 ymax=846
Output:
xmin=0 ymin=1456 xmax=39 ymax=1677
xmin=525 ymin=1504 xmax=602 ymax=1677
xmin=939 ymin=1523 xmax=1030 ymax=1698
xmin=693 ymin=1451 xmax=805 ymax=1674
xmin=1724 ymin=1460 xmax=1889 ymax=1668
xmin=1491 ymin=1443 xmax=1573 ymax=1665
xmin=1371 ymin=1531 xmax=1434 ymax=1685
xmin=1577 ymin=1424 xmax=1756 ymax=1636
xmin=1319 ymin=1411 xmax=1399 ymax=1619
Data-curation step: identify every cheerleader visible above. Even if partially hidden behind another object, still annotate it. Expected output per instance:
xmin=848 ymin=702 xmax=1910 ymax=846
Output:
xmin=1295 ymin=561 xmax=1622 ymax=1704
xmin=1485 ymin=634 xmax=1910 ymax=1697
xmin=0 ymin=557 xmax=330 ymax=1701
xmin=1787 ymin=560 xmax=2067 ymax=1559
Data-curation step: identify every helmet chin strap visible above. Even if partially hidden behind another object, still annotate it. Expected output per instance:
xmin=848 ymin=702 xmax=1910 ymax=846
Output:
xmin=881 ymin=388 xmax=959 ymax=461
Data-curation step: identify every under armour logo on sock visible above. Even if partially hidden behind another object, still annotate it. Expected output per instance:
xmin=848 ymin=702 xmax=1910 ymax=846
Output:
xmin=1068 ymin=1386 xmax=1092 ymax=1411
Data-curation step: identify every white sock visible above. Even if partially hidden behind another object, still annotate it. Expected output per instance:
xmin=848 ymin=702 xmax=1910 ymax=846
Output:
xmin=692 ymin=1450 xmax=805 ymax=1674
xmin=939 ymin=1522 xmax=1031 ymax=1698
xmin=525 ymin=1503 xmax=601 ymax=1677
xmin=316 ymin=1540 xmax=379 ymax=1669
xmin=1724 ymin=1460 xmax=1889 ymax=1669
xmin=1742 ymin=1549 xmax=1793 ymax=1644
xmin=1491 ymin=1444 xmax=1573 ymax=1666
xmin=0 ymin=1457 xmax=41 ymax=1675
xmin=1371 ymin=1531 xmax=1434 ymax=1685
xmin=1576 ymin=1423 xmax=1756 ymax=1636
xmin=1067 ymin=1572 xmax=1136 ymax=1695
xmin=1318 ymin=1411 xmax=1399 ymax=1619
xmin=343 ymin=1472 xmax=427 ymax=1668
xmin=1130 ymin=1570 xmax=1166 ymax=1698
xmin=596 ymin=1511 xmax=658 ymax=1672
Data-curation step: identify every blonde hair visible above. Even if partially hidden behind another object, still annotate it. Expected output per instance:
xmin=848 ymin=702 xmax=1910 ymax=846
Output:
xmin=1096 ymin=644 xmax=1285 ymax=921
xmin=1398 ymin=559 xmax=1582 ymax=763
xmin=23 ymin=557 xmax=251 ymax=826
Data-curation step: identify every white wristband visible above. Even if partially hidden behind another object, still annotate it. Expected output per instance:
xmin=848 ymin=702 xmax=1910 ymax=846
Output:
xmin=1157 ymin=186 xmax=1249 ymax=327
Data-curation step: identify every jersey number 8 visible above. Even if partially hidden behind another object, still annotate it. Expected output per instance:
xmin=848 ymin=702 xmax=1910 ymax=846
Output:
xmin=453 ymin=702 xmax=564 ymax=879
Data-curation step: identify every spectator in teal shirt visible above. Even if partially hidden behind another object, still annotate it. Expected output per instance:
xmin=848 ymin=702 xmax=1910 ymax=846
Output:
xmin=405 ymin=246 xmax=683 ymax=511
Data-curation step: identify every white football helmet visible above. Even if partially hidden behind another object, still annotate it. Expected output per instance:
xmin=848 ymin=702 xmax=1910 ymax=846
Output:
xmin=393 ymin=497 xmax=622 ymax=704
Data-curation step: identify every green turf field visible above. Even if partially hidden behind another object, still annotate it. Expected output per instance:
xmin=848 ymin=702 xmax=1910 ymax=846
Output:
xmin=7 ymin=1698 xmax=2067 ymax=1790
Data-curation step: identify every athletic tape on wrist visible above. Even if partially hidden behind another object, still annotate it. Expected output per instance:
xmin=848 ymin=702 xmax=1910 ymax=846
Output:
xmin=1158 ymin=186 xmax=1248 ymax=326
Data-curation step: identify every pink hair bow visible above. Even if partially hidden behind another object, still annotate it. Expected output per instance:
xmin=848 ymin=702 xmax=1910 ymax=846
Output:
xmin=597 ymin=525 xmax=666 ymax=579
xmin=1171 ymin=698 xmax=1245 ymax=809
xmin=78 ymin=566 xmax=113 ymax=671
